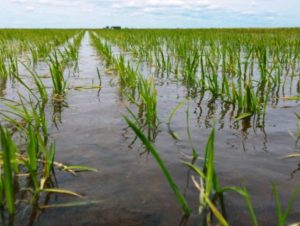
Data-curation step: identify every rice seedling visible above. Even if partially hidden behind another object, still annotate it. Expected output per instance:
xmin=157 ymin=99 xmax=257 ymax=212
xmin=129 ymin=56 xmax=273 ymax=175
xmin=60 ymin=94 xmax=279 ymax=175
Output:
xmin=182 ymin=49 xmax=199 ymax=89
xmin=115 ymin=55 xmax=138 ymax=89
xmin=124 ymin=116 xmax=191 ymax=216
xmin=186 ymin=106 xmax=198 ymax=161
xmin=0 ymin=103 xmax=96 ymax=223
xmin=48 ymin=50 xmax=68 ymax=100
xmin=126 ymin=111 xmax=260 ymax=224
xmin=167 ymin=99 xmax=188 ymax=140
xmin=90 ymin=32 xmax=114 ymax=67
xmin=63 ymin=32 xmax=85 ymax=70
xmin=0 ymin=94 xmax=48 ymax=141
xmin=7 ymin=54 xmax=19 ymax=79
xmin=0 ymin=125 xmax=17 ymax=215
xmin=0 ymin=56 xmax=8 ymax=81
xmin=29 ymin=45 xmax=38 ymax=66
xmin=272 ymin=184 xmax=300 ymax=226
xmin=136 ymin=76 xmax=159 ymax=139
xmin=183 ymin=126 xmax=259 ymax=225
xmin=18 ymin=62 xmax=49 ymax=107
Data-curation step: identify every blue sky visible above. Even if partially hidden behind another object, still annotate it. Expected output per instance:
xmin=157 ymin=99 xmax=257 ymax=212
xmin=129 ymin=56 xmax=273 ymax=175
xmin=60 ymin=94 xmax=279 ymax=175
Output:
xmin=1 ymin=0 xmax=299 ymax=28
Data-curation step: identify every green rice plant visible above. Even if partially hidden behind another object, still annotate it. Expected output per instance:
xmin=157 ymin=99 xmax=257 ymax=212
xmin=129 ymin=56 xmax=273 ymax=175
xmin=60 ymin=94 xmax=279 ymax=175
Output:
xmin=182 ymin=50 xmax=199 ymax=89
xmin=29 ymin=45 xmax=38 ymax=66
xmin=154 ymin=48 xmax=161 ymax=70
xmin=156 ymin=47 xmax=172 ymax=73
xmin=243 ymin=82 xmax=260 ymax=114
xmin=0 ymin=125 xmax=17 ymax=215
xmin=122 ymin=75 xmax=158 ymax=140
xmin=90 ymin=32 xmax=114 ymax=67
xmin=65 ymin=42 xmax=79 ymax=63
xmin=184 ymin=127 xmax=259 ymax=226
xmin=159 ymin=48 xmax=166 ymax=71
xmin=63 ymin=32 xmax=84 ymax=70
xmin=136 ymin=76 xmax=159 ymax=140
xmin=126 ymin=110 xmax=261 ymax=224
xmin=206 ymin=56 xmax=220 ymax=97
xmin=20 ymin=62 xmax=49 ymax=107
xmin=186 ymin=106 xmax=198 ymax=162
xmin=199 ymin=50 xmax=206 ymax=88
xmin=26 ymin=124 xmax=40 ymax=191
xmin=116 ymin=55 xmax=138 ymax=89
xmin=0 ymin=115 xmax=95 ymax=219
xmin=256 ymin=46 xmax=268 ymax=84
xmin=124 ymin=116 xmax=191 ymax=216
xmin=272 ymin=184 xmax=300 ymax=226
xmin=167 ymin=99 xmax=188 ymax=140
xmin=48 ymin=50 xmax=68 ymax=100
xmin=0 ymin=56 xmax=8 ymax=81
xmin=37 ymin=134 xmax=55 ymax=190
xmin=190 ymin=176 xmax=229 ymax=226
xmin=184 ymin=124 xmax=300 ymax=226
xmin=0 ymin=94 xmax=48 ymax=140
xmin=228 ymin=77 xmax=263 ymax=118
xmin=7 ymin=54 xmax=19 ymax=79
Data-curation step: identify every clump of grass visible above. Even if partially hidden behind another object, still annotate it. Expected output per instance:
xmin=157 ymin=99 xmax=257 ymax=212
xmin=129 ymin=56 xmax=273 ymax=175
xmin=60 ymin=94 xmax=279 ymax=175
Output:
xmin=116 ymin=55 xmax=138 ymax=89
xmin=272 ymin=184 xmax=300 ymax=226
xmin=136 ymin=76 xmax=159 ymax=139
xmin=167 ymin=99 xmax=188 ymax=140
xmin=90 ymin=32 xmax=113 ymax=67
xmin=7 ymin=54 xmax=19 ymax=79
xmin=48 ymin=50 xmax=68 ymax=100
xmin=0 ymin=125 xmax=17 ymax=215
xmin=0 ymin=94 xmax=48 ymax=140
xmin=184 ymin=126 xmax=258 ymax=225
xmin=124 ymin=116 xmax=191 ymax=216
xmin=0 ymin=113 xmax=96 ymax=222
xmin=0 ymin=56 xmax=8 ymax=81
xmin=20 ymin=62 xmax=49 ymax=107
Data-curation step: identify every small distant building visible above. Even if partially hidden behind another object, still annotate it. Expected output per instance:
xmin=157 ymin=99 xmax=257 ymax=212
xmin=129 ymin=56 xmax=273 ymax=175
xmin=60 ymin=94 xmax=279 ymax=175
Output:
xmin=104 ymin=26 xmax=122 ymax=30
xmin=111 ymin=26 xmax=121 ymax=30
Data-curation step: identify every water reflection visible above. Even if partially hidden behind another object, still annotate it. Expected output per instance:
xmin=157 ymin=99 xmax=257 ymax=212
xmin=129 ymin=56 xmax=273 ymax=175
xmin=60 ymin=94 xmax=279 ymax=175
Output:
xmin=0 ymin=171 xmax=60 ymax=226
xmin=52 ymin=99 xmax=68 ymax=128
xmin=0 ymin=79 xmax=6 ymax=96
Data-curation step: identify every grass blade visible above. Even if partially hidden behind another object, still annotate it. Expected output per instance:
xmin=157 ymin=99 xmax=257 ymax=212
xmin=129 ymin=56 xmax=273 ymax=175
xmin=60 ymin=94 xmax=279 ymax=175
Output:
xmin=124 ymin=116 xmax=191 ymax=215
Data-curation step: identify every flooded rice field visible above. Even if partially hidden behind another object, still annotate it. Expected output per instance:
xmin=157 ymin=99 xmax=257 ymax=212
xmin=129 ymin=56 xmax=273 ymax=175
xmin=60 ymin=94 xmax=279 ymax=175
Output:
xmin=0 ymin=29 xmax=300 ymax=226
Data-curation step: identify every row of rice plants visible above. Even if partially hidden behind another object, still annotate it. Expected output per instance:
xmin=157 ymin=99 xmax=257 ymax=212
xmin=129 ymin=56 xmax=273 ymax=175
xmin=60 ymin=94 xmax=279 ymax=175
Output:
xmin=90 ymin=31 xmax=159 ymax=140
xmin=0 ymin=30 xmax=93 ymax=222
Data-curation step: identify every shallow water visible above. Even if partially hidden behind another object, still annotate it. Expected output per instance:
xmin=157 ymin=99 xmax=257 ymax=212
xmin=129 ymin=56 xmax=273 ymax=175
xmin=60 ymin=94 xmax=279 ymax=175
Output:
xmin=2 ymin=32 xmax=300 ymax=226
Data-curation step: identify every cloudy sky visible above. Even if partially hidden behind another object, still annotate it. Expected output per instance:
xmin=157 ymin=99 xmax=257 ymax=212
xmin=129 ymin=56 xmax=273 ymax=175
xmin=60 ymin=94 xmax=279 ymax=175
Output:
xmin=1 ymin=0 xmax=299 ymax=28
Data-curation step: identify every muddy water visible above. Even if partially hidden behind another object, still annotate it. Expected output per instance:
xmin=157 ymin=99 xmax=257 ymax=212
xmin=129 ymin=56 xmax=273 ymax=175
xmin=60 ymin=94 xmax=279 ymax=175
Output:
xmin=6 ymin=32 xmax=300 ymax=226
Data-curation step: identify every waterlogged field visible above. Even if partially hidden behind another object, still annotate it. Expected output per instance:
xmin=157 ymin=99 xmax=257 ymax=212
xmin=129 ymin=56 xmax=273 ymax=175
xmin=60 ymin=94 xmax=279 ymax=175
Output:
xmin=0 ymin=28 xmax=300 ymax=226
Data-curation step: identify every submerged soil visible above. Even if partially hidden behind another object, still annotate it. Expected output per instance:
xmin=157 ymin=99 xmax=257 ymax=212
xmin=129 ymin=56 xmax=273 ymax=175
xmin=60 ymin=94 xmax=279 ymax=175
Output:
xmin=2 ymin=33 xmax=300 ymax=226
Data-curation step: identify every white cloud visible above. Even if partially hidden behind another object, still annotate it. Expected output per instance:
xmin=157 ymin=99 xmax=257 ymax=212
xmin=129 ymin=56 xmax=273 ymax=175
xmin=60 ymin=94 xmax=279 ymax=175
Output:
xmin=26 ymin=6 xmax=35 ymax=11
xmin=1 ymin=0 xmax=299 ymax=27
xmin=38 ymin=0 xmax=81 ymax=7
xmin=10 ymin=0 xmax=26 ymax=3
